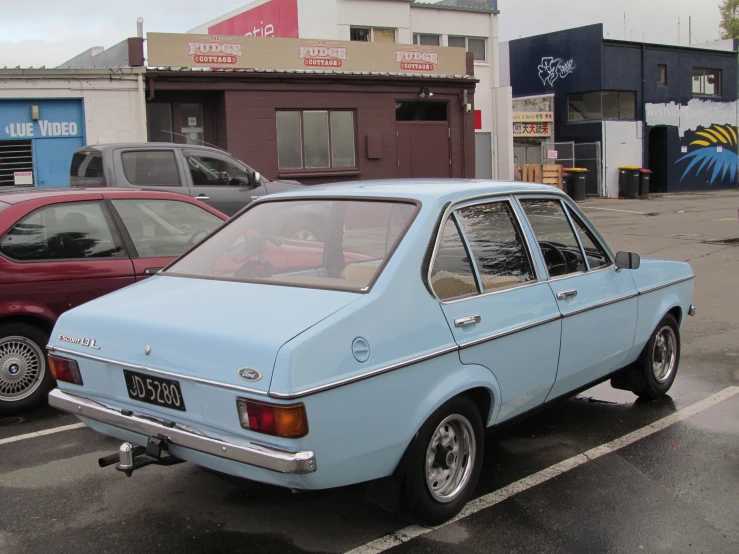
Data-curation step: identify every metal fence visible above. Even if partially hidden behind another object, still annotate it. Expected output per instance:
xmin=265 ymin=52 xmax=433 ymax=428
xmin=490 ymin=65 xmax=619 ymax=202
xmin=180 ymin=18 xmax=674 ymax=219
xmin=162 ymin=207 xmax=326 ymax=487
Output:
xmin=514 ymin=141 xmax=602 ymax=196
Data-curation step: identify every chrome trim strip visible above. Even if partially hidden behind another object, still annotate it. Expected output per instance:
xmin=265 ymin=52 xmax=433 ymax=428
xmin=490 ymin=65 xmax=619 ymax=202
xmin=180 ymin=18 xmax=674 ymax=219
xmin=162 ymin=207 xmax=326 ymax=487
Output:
xmin=48 ymin=389 xmax=316 ymax=474
xmin=269 ymin=344 xmax=460 ymax=400
xmin=46 ymin=346 xmax=270 ymax=397
xmin=457 ymin=314 xmax=562 ymax=349
xmin=560 ymin=199 xmax=591 ymax=272
xmin=561 ymin=292 xmax=639 ymax=318
xmin=637 ymin=275 xmax=695 ymax=295
xmin=440 ymin=279 xmax=542 ymax=305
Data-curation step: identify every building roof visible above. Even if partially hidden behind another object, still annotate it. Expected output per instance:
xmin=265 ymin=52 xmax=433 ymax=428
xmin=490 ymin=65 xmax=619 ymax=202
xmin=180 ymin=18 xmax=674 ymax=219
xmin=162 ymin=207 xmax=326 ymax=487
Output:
xmin=412 ymin=0 xmax=498 ymax=14
xmin=266 ymin=179 xmax=557 ymax=204
xmin=146 ymin=67 xmax=475 ymax=81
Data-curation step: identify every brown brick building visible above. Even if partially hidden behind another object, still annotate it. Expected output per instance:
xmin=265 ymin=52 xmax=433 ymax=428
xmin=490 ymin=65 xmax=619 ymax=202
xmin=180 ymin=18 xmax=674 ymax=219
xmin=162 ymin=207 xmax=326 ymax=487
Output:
xmin=145 ymin=68 xmax=477 ymax=185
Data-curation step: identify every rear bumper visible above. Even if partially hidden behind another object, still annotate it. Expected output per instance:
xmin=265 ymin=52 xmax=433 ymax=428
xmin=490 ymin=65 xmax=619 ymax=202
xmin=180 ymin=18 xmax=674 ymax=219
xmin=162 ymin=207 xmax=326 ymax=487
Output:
xmin=48 ymin=389 xmax=316 ymax=475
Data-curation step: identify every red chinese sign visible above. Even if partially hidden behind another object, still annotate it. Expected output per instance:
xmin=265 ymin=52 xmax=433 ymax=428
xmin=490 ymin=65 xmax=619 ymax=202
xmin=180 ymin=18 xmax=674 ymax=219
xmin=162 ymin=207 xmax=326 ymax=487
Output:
xmin=513 ymin=122 xmax=551 ymax=137
xmin=208 ymin=0 xmax=299 ymax=38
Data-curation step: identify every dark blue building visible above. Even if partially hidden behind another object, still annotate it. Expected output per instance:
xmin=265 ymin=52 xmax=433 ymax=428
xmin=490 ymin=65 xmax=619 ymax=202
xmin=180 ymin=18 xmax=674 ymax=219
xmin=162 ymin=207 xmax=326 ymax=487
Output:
xmin=508 ymin=24 xmax=738 ymax=195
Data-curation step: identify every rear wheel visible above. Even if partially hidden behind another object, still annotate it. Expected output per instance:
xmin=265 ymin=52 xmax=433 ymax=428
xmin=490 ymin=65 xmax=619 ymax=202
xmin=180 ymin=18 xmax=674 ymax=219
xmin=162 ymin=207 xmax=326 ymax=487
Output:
xmin=401 ymin=396 xmax=484 ymax=526
xmin=0 ymin=323 xmax=52 ymax=416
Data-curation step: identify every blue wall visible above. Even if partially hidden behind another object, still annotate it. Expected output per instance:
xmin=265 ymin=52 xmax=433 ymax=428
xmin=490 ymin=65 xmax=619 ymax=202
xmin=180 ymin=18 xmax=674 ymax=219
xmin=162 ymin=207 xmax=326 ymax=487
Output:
xmin=509 ymin=23 xmax=739 ymax=192
xmin=0 ymin=99 xmax=85 ymax=187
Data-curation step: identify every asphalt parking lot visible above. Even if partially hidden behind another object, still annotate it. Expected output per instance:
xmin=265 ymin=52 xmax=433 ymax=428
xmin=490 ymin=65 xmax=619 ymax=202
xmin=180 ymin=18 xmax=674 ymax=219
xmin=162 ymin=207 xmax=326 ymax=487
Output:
xmin=1 ymin=190 xmax=738 ymax=554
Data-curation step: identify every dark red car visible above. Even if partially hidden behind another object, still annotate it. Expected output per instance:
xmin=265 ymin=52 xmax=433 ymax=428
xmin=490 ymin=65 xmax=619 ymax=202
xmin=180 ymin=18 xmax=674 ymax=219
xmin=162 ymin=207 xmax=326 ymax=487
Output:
xmin=0 ymin=188 xmax=228 ymax=415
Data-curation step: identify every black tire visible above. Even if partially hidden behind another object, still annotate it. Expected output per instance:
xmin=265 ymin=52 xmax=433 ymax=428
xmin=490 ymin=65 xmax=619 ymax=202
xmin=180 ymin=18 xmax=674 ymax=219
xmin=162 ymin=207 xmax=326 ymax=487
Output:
xmin=401 ymin=396 xmax=484 ymax=526
xmin=0 ymin=323 xmax=53 ymax=416
xmin=611 ymin=314 xmax=680 ymax=400
xmin=280 ymin=217 xmax=325 ymax=242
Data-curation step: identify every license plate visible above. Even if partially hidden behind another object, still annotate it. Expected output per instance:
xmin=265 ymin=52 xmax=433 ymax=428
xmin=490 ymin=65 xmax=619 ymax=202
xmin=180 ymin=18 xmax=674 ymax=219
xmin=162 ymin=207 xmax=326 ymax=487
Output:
xmin=123 ymin=370 xmax=186 ymax=411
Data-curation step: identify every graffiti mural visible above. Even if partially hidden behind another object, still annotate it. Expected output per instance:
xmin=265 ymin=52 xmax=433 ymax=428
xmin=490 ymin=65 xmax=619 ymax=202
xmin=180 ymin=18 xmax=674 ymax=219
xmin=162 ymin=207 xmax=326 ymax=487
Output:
xmin=676 ymin=125 xmax=739 ymax=184
xmin=537 ymin=57 xmax=575 ymax=87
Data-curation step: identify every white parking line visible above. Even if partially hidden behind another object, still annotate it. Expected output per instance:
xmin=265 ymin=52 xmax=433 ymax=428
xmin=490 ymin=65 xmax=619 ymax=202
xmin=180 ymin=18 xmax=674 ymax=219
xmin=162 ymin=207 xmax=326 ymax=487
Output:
xmin=346 ymin=386 xmax=739 ymax=554
xmin=581 ymin=207 xmax=646 ymax=214
xmin=0 ymin=422 xmax=85 ymax=446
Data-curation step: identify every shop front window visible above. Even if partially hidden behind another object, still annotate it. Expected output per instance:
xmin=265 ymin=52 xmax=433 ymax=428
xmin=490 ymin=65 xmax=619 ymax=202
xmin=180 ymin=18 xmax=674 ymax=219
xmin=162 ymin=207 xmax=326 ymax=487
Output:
xmin=147 ymin=103 xmax=173 ymax=143
xmin=276 ymin=110 xmax=356 ymax=171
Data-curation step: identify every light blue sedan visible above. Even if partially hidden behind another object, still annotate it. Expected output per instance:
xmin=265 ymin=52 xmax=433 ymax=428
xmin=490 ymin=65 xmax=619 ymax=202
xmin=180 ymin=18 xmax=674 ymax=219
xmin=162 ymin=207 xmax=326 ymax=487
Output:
xmin=47 ymin=181 xmax=695 ymax=525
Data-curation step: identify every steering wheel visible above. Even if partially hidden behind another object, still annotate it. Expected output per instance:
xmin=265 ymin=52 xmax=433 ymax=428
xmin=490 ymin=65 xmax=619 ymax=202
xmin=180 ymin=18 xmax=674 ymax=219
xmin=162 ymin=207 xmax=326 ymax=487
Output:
xmin=188 ymin=228 xmax=211 ymax=246
xmin=539 ymin=241 xmax=569 ymax=277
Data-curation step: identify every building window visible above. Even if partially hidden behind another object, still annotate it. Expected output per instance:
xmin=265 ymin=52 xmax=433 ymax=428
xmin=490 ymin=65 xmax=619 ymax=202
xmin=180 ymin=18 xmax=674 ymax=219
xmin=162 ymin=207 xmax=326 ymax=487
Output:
xmin=414 ymin=34 xmax=440 ymax=46
xmin=350 ymin=27 xmax=396 ymax=43
xmin=568 ymin=91 xmax=636 ymax=122
xmin=657 ymin=64 xmax=667 ymax=86
xmin=147 ymin=103 xmax=173 ymax=142
xmin=276 ymin=110 xmax=356 ymax=171
xmin=692 ymin=68 xmax=721 ymax=96
xmin=448 ymin=36 xmax=486 ymax=61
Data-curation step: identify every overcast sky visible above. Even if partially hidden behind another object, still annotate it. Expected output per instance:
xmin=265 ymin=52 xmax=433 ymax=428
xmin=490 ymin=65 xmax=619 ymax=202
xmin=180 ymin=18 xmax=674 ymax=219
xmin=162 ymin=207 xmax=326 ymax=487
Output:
xmin=0 ymin=0 xmax=726 ymax=68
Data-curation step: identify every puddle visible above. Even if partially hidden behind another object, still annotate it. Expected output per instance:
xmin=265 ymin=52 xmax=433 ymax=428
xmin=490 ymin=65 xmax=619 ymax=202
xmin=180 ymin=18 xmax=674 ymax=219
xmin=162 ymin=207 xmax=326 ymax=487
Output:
xmin=0 ymin=417 xmax=24 ymax=427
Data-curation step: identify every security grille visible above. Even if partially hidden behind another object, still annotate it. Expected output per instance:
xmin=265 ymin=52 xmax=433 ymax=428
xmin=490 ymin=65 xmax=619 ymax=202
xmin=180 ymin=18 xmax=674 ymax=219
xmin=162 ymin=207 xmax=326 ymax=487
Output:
xmin=0 ymin=140 xmax=33 ymax=187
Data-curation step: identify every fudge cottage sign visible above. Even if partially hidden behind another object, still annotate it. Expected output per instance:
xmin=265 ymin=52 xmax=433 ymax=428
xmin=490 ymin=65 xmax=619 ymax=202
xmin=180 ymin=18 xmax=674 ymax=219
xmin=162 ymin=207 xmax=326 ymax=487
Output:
xmin=147 ymin=33 xmax=466 ymax=75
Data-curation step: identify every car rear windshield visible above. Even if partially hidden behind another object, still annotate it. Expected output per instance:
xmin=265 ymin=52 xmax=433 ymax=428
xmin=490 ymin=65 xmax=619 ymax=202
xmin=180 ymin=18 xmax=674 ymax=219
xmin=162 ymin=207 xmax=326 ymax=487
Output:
xmin=0 ymin=201 xmax=10 ymax=213
xmin=164 ymin=199 xmax=418 ymax=292
xmin=70 ymin=150 xmax=104 ymax=185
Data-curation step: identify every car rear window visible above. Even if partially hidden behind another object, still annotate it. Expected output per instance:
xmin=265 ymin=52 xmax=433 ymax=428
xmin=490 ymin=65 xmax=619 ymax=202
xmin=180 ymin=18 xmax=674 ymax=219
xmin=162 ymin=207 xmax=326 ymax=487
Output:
xmin=164 ymin=199 xmax=418 ymax=292
xmin=70 ymin=150 xmax=105 ymax=185
xmin=0 ymin=201 xmax=9 ymax=213
xmin=121 ymin=151 xmax=180 ymax=186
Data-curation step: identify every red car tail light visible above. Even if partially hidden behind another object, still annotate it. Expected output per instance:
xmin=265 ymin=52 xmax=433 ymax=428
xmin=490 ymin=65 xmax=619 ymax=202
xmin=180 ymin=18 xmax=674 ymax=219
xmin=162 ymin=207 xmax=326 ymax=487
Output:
xmin=236 ymin=398 xmax=309 ymax=438
xmin=48 ymin=355 xmax=84 ymax=386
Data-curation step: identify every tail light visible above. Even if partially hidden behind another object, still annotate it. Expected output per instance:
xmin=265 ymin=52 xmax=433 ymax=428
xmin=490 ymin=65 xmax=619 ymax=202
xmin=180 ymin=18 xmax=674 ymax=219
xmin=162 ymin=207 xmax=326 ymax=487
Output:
xmin=48 ymin=355 xmax=84 ymax=386
xmin=236 ymin=398 xmax=308 ymax=438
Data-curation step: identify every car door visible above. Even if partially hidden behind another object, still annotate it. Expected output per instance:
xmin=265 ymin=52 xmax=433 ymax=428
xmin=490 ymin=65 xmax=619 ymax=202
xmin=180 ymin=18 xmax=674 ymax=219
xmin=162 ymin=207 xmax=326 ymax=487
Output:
xmin=516 ymin=196 xmax=638 ymax=400
xmin=107 ymin=197 xmax=225 ymax=281
xmin=0 ymin=200 xmax=135 ymax=315
xmin=182 ymin=149 xmax=266 ymax=216
xmin=430 ymin=198 xmax=562 ymax=424
xmin=114 ymin=149 xmax=191 ymax=197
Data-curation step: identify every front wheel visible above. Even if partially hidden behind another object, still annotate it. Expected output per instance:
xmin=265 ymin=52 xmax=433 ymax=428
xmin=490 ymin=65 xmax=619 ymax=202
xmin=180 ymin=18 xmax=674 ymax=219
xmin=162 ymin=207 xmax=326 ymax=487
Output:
xmin=0 ymin=323 xmax=53 ymax=416
xmin=401 ymin=396 xmax=484 ymax=526
xmin=612 ymin=313 xmax=681 ymax=400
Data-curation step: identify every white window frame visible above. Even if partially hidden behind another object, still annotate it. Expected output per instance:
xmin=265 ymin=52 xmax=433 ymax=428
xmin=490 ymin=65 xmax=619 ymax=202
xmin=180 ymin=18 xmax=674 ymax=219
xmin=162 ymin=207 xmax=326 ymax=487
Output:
xmin=447 ymin=35 xmax=487 ymax=63
xmin=413 ymin=33 xmax=441 ymax=46
xmin=350 ymin=26 xmax=396 ymax=43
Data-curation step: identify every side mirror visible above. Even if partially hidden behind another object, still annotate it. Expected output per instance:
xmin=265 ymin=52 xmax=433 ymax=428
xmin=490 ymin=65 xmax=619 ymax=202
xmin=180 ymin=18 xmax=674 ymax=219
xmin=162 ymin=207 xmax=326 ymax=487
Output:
xmin=615 ymin=251 xmax=640 ymax=270
xmin=252 ymin=171 xmax=261 ymax=186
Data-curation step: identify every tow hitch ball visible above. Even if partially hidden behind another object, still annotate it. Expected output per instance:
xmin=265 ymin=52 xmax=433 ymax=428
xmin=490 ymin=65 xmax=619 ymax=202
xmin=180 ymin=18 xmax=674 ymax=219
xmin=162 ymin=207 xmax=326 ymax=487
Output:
xmin=98 ymin=436 xmax=183 ymax=477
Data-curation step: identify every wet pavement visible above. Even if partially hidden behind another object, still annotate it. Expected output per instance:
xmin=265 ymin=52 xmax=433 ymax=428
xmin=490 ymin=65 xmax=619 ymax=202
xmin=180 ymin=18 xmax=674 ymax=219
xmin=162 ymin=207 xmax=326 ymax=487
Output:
xmin=1 ymin=191 xmax=738 ymax=553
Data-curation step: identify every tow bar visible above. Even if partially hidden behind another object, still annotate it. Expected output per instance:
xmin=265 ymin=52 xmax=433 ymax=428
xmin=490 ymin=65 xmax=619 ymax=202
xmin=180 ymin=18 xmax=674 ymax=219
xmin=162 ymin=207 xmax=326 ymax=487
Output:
xmin=98 ymin=436 xmax=184 ymax=477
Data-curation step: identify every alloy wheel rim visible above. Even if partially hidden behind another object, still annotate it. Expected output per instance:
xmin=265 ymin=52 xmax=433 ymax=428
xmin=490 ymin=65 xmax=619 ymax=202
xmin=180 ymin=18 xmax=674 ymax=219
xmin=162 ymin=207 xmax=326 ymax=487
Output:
xmin=652 ymin=326 xmax=677 ymax=383
xmin=0 ymin=337 xmax=45 ymax=402
xmin=425 ymin=414 xmax=476 ymax=503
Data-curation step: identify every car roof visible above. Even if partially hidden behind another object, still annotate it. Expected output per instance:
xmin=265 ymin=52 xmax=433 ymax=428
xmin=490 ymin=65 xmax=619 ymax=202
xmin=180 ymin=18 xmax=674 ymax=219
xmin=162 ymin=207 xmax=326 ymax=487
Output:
xmin=77 ymin=143 xmax=221 ymax=152
xmin=265 ymin=179 xmax=563 ymax=205
xmin=0 ymin=187 xmax=191 ymax=205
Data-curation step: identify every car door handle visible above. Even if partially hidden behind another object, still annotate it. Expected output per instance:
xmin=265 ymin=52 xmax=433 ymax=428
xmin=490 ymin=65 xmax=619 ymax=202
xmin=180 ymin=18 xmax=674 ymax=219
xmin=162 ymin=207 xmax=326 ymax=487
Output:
xmin=144 ymin=267 xmax=163 ymax=275
xmin=195 ymin=195 xmax=211 ymax=200
xmin=556 ymin=290 xmax=578 ymax=300
xmin=455 ymin=315 xmax=481 ymax=328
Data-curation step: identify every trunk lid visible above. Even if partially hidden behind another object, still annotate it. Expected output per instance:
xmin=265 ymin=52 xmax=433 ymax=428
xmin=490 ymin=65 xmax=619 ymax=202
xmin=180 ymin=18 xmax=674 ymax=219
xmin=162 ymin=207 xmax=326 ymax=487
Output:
xmin=51 ymin=275 xmax=359 ymax=394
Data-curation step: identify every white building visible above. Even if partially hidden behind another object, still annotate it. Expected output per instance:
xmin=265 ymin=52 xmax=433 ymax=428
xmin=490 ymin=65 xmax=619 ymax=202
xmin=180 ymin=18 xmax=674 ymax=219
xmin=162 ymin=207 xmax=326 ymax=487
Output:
xmin=0 ymin=68 xmax=147 ymax=188
xmin=189 ymin=0 xmax=513 ymax=179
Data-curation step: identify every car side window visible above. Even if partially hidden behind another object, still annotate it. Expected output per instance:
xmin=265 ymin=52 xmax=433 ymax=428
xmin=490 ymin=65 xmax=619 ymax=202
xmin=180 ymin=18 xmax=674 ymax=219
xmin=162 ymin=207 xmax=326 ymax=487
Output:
xmin=519 ymin=198 xmax=586 ymax=278
xmin=455 ymin=201 xmax=536 ymax=291
xmin=430 ymin=218 xmax=478 ymax=301
xmin=566 ymin=207 xmax=611 ymax=270
xmin=121 ymin=151 xmax=181 ymax=186
xmin=0 ymin=202 xmax=124 ymax=261
xmin=185 ymin=151 xmax=251 ymax=187
xmin=111 ymin=199 xmax=223 ymax=258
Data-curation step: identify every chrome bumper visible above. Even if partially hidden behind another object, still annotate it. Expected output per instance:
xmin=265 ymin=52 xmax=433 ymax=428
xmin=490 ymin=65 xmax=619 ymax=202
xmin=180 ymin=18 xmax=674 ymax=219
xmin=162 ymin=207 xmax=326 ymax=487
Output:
xmin=48 ymin=389 xmax=316 ymax=474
